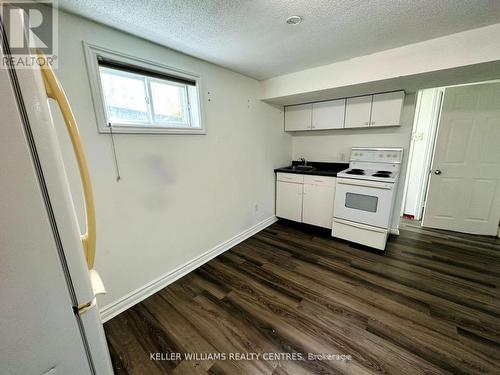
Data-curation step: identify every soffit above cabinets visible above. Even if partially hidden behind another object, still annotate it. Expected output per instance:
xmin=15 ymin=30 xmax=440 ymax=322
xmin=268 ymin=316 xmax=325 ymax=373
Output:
xmin=263 ymin=59 xmax=500 ymax=106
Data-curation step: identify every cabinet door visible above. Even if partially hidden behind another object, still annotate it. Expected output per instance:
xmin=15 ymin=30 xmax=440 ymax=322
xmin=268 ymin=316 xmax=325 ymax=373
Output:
xmin=284 ymin=104 xmax=312 ymax=131
xmin=370 ymin=91 xmax=405 ymax=127
xmin=311 ymin=99 xmax=345 ymax=130
xmin=302 ymin=183 xmax=335 ymax=228
xmin=276 ymin=181 xmax=303 ymax=222
xmin=344 ymin=95 xmax=372 ymax=128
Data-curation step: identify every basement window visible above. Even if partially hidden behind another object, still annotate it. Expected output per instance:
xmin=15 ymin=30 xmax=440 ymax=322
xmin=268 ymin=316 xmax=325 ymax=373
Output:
xmin=84 ymin=43 xmax=204 ymax=134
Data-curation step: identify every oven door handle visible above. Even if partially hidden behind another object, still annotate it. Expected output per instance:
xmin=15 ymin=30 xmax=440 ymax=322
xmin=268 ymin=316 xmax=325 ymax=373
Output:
xmin=336 ymin=178 xmax=393 ymax=190
xmin=334 ymin=218 xmax=388 ymax=233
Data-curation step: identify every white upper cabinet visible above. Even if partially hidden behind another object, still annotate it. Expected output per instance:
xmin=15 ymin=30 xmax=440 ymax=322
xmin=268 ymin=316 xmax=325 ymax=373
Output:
xmin=344 ymin=95 xmax=372 ymax=128
xmin=311 ymin=99 xmax=345 ymax=130
xmin=284 ymin=104 xmax=312 ymax=131
xmin=370 ymin=91 xmax=405 ymax=127
xmin=284 ymin=90 xmax=405 ymax=131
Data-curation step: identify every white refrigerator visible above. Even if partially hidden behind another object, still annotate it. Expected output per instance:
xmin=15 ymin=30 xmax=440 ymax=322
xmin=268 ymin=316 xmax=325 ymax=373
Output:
xmin=0 ymin=13 xmax=114 ymax=375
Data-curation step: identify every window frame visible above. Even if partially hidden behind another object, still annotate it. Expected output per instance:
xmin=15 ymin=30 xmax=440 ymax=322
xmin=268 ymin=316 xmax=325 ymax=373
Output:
xmin=83 ymin=42 xmax=205 ymax=134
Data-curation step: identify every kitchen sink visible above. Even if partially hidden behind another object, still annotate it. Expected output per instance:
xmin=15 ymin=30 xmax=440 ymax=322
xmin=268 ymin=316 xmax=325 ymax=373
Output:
xmin=288 ymin=165 xmax=316 ymax=171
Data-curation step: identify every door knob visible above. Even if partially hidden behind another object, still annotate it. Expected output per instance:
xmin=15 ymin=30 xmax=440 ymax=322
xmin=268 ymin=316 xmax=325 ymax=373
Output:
xmin=434 ymin=170 xmax=442 ymax=175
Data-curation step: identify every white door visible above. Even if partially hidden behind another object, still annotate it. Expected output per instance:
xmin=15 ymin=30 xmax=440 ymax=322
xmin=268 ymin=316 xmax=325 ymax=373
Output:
xmin=302 ymin=183 xmax=335 ymax=228
xmin=284 ymin=103 xmax=312 ymax=131
xmin=276 ymin=181 xmax=303 ymax=221
xmin=423 ymin=83 xmax=500 ymax=235
xmin=345 ymin=95 xmax=372 ymax=128
xmin=370 ymin=91 xmax=404 ymax=127
xmin=311 ymin=99 xmax=345 ymax=130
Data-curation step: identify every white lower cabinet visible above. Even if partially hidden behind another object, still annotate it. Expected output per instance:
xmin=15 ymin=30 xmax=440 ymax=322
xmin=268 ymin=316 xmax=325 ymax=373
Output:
xmin=276 ymin=173 xmax=335 ymax=229
xmin=276 ymin=181 xmax=303 ymax=222
xmin=302 ymin=183 xmax=335 ymax=228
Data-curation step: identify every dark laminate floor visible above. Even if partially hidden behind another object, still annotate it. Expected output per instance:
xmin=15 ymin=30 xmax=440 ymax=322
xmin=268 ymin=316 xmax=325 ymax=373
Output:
xmin=104 ymin=220 xmax=500 ymax=375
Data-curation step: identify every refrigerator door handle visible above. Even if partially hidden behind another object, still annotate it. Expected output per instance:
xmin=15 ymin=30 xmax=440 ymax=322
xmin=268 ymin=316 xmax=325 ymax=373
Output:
xmin=89 ymin=269 xmax=106 ymax=296
xmin=38 ymin=53 xmax=97 ymax=271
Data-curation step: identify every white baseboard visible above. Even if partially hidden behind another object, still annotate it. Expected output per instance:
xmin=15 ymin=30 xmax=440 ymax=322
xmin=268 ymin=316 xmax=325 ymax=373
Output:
xmin=99 ymin=216 xmax=277 ymax=322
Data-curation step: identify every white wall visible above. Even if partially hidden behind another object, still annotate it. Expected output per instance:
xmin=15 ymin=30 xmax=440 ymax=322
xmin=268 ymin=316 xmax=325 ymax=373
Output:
xmin=52 ymin=11 xmax=291 ymax=314
xmin=292 ymin=94 xmax=416 ymax=230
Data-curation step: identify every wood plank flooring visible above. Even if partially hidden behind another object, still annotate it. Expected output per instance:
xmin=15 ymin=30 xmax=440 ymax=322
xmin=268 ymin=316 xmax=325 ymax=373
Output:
xmin=104 ymin=220 xmax=500 ymax=374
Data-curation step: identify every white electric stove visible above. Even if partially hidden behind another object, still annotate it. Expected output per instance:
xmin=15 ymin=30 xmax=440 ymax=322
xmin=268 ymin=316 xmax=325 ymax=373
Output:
xmin=332 ymin=147 xmax=403 ymax=251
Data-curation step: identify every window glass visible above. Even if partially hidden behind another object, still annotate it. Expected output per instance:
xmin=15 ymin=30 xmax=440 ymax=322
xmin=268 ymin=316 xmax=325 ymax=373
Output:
xmin=150 ymin=80 xmax=189 ymax=125
xmin=99 ymin=68 xmax=149 ymax=124
xmin=345 ymin=193 xmax=378 ymax=212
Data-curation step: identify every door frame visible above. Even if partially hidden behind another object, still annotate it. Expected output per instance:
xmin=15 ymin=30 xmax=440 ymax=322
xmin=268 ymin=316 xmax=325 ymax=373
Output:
xmin=418 ymin=89 xmax=444 ymax=220
xmin=401 ymin=88 xmax=444 ymax=220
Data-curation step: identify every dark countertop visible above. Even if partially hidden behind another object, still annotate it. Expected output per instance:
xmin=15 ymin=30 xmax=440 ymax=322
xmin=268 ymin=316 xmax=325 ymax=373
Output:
xmin=274 ymin=161 xmax=349 ymax=177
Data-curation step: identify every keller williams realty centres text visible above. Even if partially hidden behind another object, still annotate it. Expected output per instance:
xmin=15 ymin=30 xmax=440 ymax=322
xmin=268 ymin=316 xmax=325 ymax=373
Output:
xmin=150 ymin=352 xmax=352 ymax=362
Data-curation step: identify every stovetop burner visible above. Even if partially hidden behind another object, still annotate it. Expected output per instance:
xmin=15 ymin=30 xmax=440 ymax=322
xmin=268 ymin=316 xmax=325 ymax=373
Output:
xmin=338 ymin=165 xmax=399 ymax=182
xmin=346 ymin=169 xmax=365 ymax=175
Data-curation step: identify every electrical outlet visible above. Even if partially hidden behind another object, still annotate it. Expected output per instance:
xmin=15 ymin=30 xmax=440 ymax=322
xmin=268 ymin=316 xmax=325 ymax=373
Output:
xmin=254 ymin=204 xmax=259 ymax=212
xmin=339 ymin=153 xmax=346 ymax=161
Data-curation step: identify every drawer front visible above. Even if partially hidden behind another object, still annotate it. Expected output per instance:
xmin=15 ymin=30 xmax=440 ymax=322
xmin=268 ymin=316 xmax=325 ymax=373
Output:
xmin=276 ymin=172 xmax=304 ymax=183
xmin=332 ymin=218 xmax=388 ymax=251
xmin=303 ymin=175 xmax=335 ymax=187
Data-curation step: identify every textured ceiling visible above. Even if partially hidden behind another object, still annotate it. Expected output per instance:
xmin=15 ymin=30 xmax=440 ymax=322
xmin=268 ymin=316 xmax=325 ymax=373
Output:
xmin=57 ymin=0 xmax=500 ymax=80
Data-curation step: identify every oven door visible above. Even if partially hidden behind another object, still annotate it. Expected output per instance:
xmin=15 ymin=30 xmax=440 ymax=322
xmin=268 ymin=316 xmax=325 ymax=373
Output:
xmin=334 ymin=178 xmax=394 ymax=228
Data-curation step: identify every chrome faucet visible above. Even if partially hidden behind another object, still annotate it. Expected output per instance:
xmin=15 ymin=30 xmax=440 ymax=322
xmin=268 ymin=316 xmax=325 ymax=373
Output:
xmin=300 ymin=157 xmax=307 ymax=166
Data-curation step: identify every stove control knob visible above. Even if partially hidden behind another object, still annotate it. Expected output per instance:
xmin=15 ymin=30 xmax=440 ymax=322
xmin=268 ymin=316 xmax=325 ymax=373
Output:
xmin=434 ymin=170 xmax=442 ymax=175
